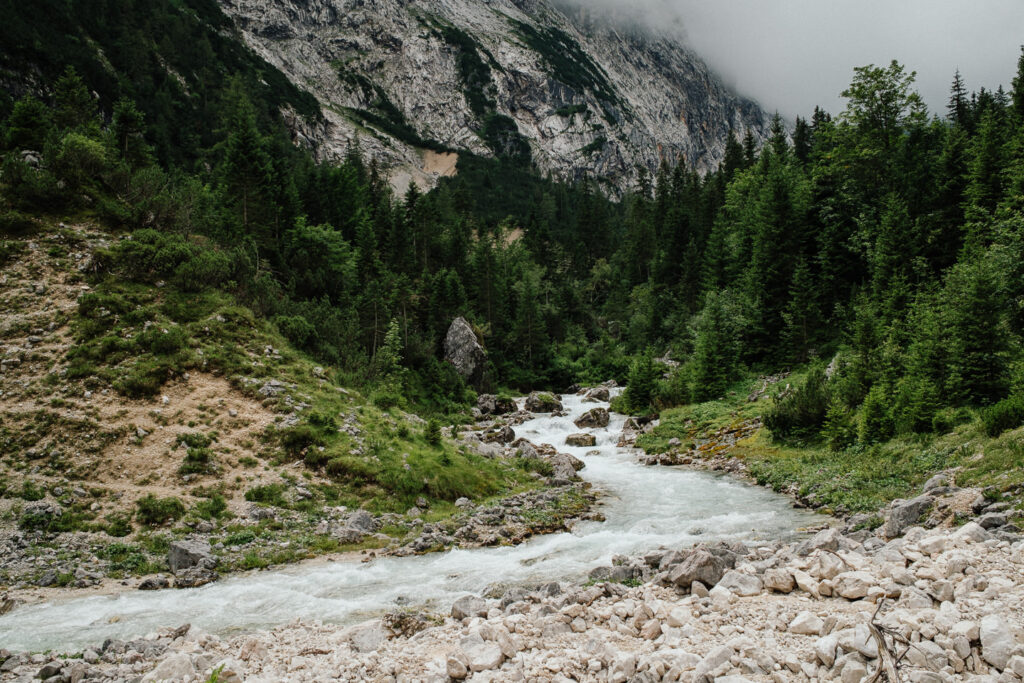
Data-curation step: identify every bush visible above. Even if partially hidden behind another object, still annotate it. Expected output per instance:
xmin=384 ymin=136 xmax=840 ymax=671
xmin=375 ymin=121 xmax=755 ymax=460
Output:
xmin=303 ymin=448 xmax=330 ymax=468
xmin=105 ymin=512 xmax=133 ymax=537
xmin=179 ymin=446 xmax=214 ymax=474
xmin=194 ymin=495 xmax=228 ymax=520
xmin=174 ymin=250 xmax=233 ymax=292
xmin=138 ymin=325 xmax=188 ymax=356
xmin=981 ymin=396 xmax=1024 ymax=437
xmin=371 ymin=389 xmax=402 ymax=410
xmin=931 ymin=407 xmax=972 ymax=434
xmin=765 ymin=367 xmax=831 ymax=442
xmin=279 ymin=424 xmax=325 ymax=457
xmin=245 ymin=484 xmax=287 ymax=507
xmin=136 ymin=494 xmax=185 ymax=526
xmin=325 ymin=457 xmax=377 ymax=482
xmin=274 ymin=315 xmax=317 ymax=347
xmin=53 ymin=132 xmax=109 ymax=189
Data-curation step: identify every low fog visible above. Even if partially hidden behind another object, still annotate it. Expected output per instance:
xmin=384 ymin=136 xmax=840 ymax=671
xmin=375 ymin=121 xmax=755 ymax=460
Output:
xmin=559 ymin=0 xmax=1024 ymax=118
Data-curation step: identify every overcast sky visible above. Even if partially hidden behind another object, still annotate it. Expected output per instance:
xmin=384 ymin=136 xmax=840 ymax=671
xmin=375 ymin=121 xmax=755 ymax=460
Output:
xmin=564 ymin=0 xmax=1024 ymax=119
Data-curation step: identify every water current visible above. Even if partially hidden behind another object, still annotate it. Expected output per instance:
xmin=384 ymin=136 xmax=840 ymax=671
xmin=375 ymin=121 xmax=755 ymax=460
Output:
xmin=0 ymin=392 xmax=823 ymax=652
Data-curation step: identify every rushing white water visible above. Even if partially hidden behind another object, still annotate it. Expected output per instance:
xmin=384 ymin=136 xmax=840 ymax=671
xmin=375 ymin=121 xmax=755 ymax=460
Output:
xmin=0 ymin=393 xmax=823 ymax=652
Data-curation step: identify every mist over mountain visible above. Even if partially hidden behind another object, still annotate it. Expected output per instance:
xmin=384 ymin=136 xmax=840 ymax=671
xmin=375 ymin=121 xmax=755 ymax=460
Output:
xmin=556 ymin=0 xmax=1024 ymax=117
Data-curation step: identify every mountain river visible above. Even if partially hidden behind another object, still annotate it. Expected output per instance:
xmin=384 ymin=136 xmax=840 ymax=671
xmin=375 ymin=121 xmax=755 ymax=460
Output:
xmin=0 ymin=392 xmax=824 ymax=652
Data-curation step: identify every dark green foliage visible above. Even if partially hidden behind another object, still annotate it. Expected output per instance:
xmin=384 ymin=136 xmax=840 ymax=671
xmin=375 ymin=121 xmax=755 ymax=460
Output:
xmin=859 ymin=385 xmax=894 ymax=444
xmin=135 ymin=494 xmax=186 ymax=526
xmin=620 ymin=355 xmax=659 ymax=413
xmin=244 ymin=484 xmax=287 ymax=507
xmin=981 ymin=396 xmax=1024 ymax=437
xmin=424 ymin=419 xmax=442 ymax=447
xmin=764 ymin=367 xmax=831 ymax=442
xmin=821 ymin=401 xmax=857 ymax=451
xmin=194 ymin=494 xmax=229 ymax=520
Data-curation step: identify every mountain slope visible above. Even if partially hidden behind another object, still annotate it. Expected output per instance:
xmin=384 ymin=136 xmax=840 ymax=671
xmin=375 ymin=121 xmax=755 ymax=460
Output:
xmin=220 ymin=0 xmax=771 ymax=191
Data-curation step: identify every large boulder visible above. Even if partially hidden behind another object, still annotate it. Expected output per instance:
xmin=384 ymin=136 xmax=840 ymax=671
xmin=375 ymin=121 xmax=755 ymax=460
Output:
xmin=525 ymin=392 xmax=563 ymax=413
xmin=881 ymin=495 xmax=934 ymax=539
xmin=667 ymin=549 xmax=729 ymax=590
xmin=477 ymin=395 xmax=517 ymax=416
xmin=168 ymin=539 xmax=214 ymax=574
xmin=574 ymin=407 xmax=610 ymax=429
xmin=443 ymin=317 xmax=488 ymax=391
xmin=481 ymin=425 xmax=515 ymax=444
xmin=565 ymin=433 xmax=596 ymax=447
xmin=584 ymin=387 xmax=610 ymax=402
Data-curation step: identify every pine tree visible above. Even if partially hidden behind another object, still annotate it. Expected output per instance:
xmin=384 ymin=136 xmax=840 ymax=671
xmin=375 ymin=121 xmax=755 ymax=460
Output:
xmin=53 ymin=67 xmax=96 ymax=132
xmin=948 ymin=69 xmax=969 ymax=127
xmin=792 ymin=117 xmax=812 ymax=164
xmin=1013 ymin=46 xmax=1024 ymax=119
xmin=3 ymin=96 xmax=51 ymax=151
xmin=111 ymin=98 xmax=151 ymax=169
xmin=219 ymin=84 xmax=273 ymax=239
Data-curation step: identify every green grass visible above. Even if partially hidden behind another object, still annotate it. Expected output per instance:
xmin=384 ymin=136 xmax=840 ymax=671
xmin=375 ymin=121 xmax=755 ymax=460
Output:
xmin=636 ymin=370 xmax=1024 ymax=515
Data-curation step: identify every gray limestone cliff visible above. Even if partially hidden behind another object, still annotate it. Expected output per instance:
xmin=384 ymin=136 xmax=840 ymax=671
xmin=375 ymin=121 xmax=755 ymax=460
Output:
xmin=218 ymin=0 xmax=771 ymax=192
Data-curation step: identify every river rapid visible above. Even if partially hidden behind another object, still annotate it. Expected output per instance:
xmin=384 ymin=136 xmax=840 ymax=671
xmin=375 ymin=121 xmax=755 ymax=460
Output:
xmin=0 ymin=393 xmax=823 ymax=652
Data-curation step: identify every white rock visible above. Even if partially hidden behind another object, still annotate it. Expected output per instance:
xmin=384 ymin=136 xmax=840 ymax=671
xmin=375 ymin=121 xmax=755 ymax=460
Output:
xmin=666 ymin=607 xmax=691 ymax=627
xmin=840 ymin=659 xmax=868 ymax=683
xmin=608 ymin=654 xmax=636 ymax=683
xmin=717 ymin=570 xmax=763 ymax=597
xmin=789 ymin=611 xmax=824 ymax=636
xmin=763 ymin=568 xmax=795 ymax=593
xmin=814 ymin=634 xmax=839 ymax=667
xmin=832 ymin=571 xmax=875 ymax=599
xmin=462 ymin=639 xmax=504 ymax=672
xmin=141 ymin=653 xmax=195 ymax=682
xmin=980 ymin=614 xmax=1017 ymax=670
xmin=708 ymin=585 xmax=735 ymax=607
xmin=694 ymin=645 xmax=734 ymax=678
xmin=918 ymin=535 xmax=946 ymax=555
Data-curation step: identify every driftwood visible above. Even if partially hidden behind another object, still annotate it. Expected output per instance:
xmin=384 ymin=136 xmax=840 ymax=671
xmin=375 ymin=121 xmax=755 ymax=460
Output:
xmin=864 ymin=599 xmax=917 ymax=683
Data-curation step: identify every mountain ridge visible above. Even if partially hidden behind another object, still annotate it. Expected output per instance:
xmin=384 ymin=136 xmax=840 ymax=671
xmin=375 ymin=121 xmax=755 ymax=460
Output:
xmin=220 ymin=0 xmax=772 ymax=192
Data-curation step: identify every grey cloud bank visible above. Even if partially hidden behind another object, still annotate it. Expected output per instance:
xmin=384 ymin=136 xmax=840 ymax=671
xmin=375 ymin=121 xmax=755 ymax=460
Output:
xmin=560 ymin=0 xmax=1024 ymax=118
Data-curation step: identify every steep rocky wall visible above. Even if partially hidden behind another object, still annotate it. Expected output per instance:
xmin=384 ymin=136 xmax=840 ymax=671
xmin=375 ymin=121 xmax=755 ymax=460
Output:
xmin=218 ymin=0 xmax=771 ymax=193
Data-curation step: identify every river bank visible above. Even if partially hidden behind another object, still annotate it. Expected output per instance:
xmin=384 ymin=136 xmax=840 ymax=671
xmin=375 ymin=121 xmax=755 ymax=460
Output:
xmin=0 ymin=391 xmax=821 ymax=656
xmin=3 ymin=517 xmax=1021 ymax=681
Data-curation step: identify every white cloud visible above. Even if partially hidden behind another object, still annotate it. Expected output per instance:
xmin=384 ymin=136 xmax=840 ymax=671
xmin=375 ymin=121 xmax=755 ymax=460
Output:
xmin=559 ymin=0 xmax=1024 ymax=118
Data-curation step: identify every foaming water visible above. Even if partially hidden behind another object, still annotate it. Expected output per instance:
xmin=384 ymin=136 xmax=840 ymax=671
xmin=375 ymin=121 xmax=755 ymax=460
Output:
xmin=0 ymin=393 xmax=823 ymax=652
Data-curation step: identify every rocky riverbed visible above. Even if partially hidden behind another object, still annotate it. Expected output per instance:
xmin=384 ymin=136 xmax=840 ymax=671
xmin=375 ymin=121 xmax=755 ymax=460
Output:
xmin=3 ymin=517 xmax=1022 ymax=682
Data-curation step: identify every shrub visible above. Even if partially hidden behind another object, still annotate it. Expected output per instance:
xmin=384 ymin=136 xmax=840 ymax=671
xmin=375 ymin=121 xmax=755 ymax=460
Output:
xmin=765 ymin=367 xmax=831 ymax=442
xmin=274 ymin=315 xmax=317 ymax=347
xmin=371 ymin=389 xmax=402 ymax=410
xmin=179 ymin=446 xmax=214 ymax=474
xmin=105 ymin=512 xmax=133 ymax=537
xmin=303 ymin=448 xmax=331 ymax=468
xmin=174 ymin=250 xmax=233 ymax=292
xmin=245 ymin=484 xmax=287 ymax=507
xmin=325 ymin=457 xmax=376 ymax=482
xmin=194 ymin=495 xmax=228 ymax=520
xmin=279 ymin=424 xmax=325 ymax=457
xmin=981 ymin=396 xmax=1024 ymax=437
xmin=136 ymin=494 xmax=185 ymax=526
xmin=53 ymin=132 xmax=109 ymax=189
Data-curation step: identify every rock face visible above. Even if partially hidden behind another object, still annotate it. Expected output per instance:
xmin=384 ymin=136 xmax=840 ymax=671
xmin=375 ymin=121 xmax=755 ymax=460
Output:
xmin=443 ymin=317 xmax=488 ymax=391
xmin=219 ymin=0 xmax=771 ymax=194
